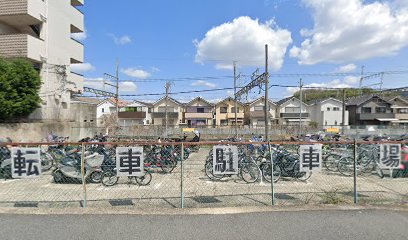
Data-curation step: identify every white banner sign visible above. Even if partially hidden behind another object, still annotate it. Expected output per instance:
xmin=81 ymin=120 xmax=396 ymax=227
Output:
xmin=379 ymin=144 xmax=401 ymax=169
xmin=116 ymin=147 xmax=144 ymax=177
xmin=299 ymin=144 xmax=322 ymax=172
xmin=213 ymin=145 xmax=239 ymax=175
xmin=11 ymin=147 xmax=41 ymax=178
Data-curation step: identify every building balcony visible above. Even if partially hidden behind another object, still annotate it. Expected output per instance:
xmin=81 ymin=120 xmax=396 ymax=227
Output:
xmin=118 ymin=112 xmax=147 ymax=119
xmin=0 ymin=0 xmax=45 ymax=27
xmin=250 ymin=111 xmax=274 ymax=119
xmin=394 ymin=113 xmax=408 ymax=120
xmin=68 ymin=71 xmax=83 ymax=93
xmin=70 ymin=38 xmax=84 ymax=63
xmin=280 ymin=113 xmax=309 ymax=118
xmin=226 ymin=113 xmax=245 ymax=119
xmin=152 ymin=112 xmax=179 ymax=118
xmin=71 ymin=0 xmax=84 ymax=7
xmin=185 ymin=112 xmax=213 ymax=119
xmin=358 ymin=113 xmax=394 ymax=120
xmin=0 ymin=34 xmax=45 ymax=62
xmin=70 ymin=4 xmax=84 ymax=33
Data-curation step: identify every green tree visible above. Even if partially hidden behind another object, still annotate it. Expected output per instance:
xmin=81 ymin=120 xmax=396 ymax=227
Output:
xmin=0 ymin=58 xmax=41 ymax=120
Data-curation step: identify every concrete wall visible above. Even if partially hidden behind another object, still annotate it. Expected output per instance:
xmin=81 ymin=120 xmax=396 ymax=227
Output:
xmin=0 ymin=122 xmax=97 ymax=142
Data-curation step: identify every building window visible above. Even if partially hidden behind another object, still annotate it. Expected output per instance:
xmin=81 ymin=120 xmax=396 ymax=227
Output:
xmin=220 ymin=120 xmax=228 ymax=126
xmin=333 ymin=107 xmax=340 ymax=111
xmin=158 ymin=106 xmax=174 ymax=112
xmin=334 ymin=120 xmax=337 ymax=125
xmin=102 ymin=108 xmax=104 ymax=113
xmin=325 ymin=121 xmax=327 ymax=126
xmin=220 ymin=107 xmax=228 ymax=113
xmin=231 ymin=107 xmax=240 ymax=113
xmin=197 ymin=107 xmax=205 ymax=113
xmin=285 ymin=107 xmax=300 ymax=113
xmin=148 ymin=108 xmax=152 ymax=113
xmin=376 ymin=107 xmax=387 ymax=113
xmin=254 ymin=106 xmax=263 ymax=111
xmin=362 ymin=107 xmax=371 ymax=113
xmin=398 ymin=108 xmax=408 ymax=113
xmin=327 ymin=107 xmax=331 ymax=111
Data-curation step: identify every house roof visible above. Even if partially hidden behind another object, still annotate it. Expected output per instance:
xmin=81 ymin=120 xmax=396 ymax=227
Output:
xmin=71 ymin=97 xmax=100 ymax=105
xmin=153 ymin=96 xmax=183 ymax=106
xmin=215 ymin=97 xmax=245 ymax=107
xmin=98 ymin=98 xmax=129 ymax=107
xmin=186 ymin=97 xmax=214 ymax=106
xmin=276 ymin=96 xmax=308 ymax=106
xmin=249 ymin=96 xmax=277 ymax=106
xmin=345 ymin=95 xmax=376 ymax=106
xmin=383 ymin=96 xmax=408 ymax=106
xmin=128 ymin=100 xmax=154 ymax=107
xmin=311 ymin=97 xmax=343 ymax=106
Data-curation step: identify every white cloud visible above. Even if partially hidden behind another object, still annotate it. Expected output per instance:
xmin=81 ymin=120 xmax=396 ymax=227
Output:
xmin=151 ymin=67 xmax=160 ymax=72
xmin=194 ymin=16 xmax=292 ymax=71
xmin=84 ymin=77 xmax=104 ymax=89
xmin=71 ymin=29 xmax=87 ymax=41
xmin=121 ymin=68 xmax=151 ymax=79
xmin=334 ymin=64 xmax=357 ymax=73
xmin=120 ymin=81 xmax=137 ymax=92
xmin=109 ymin=34 xmax=132 ymax=45
xmin=71 ymin=63 xmax=95 ymax=73
xmin=290 ymin=0 xmax=408 ymax=65
xmin=191 ymin=80 xmax=216 ymax=88
xmin=344 ymin=76 xmax=360 ymax=84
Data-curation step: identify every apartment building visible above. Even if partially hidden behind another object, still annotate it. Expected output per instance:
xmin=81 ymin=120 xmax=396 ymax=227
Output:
xmin=184 ymin=97 xmax=214 ymax=127
xmin=276 ymin=97 xmax=310 ymax=125
xmin=309 ymin=98 xmax=349 ymax=128
xmin=152 ymin=97 xmax=184 ymax=126
xmin=247 ymin=97 xmax=278 ymax=127
xmin=0 ymin=0 xmax=85 ymax=121
xmin=347 ymin=95 xmax=408 ymax=126
xmin=215 ymin=97 xmax=246 ymax=126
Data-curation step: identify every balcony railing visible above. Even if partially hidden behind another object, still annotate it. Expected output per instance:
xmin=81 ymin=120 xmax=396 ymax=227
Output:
xmin=118 ymin=112 xmax=147 ymax=119
xmin=152 ymin=112 xmax=179 ymax=118
xmin=358 ymin=113 xmax=394 ymax=120
xmin=280 ymin=113 xmax=310 ymax=118
xmin=0 ymin=0 xmax=45 ymax=26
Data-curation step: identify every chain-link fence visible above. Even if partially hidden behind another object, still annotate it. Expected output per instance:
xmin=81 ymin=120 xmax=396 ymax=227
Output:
xmin=0 ymin=141 xmax=407 ymax=209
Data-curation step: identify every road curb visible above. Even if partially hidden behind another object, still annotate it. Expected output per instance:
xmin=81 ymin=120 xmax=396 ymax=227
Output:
xmin=0 ymin=204 xmax=407 ymax=215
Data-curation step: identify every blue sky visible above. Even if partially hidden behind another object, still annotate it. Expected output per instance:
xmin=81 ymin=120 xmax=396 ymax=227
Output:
xmin=71 ymin=0 xmax=408 ymax=103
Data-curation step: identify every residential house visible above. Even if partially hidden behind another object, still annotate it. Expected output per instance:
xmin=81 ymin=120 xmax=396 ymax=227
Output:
xmin=184 ymin=97 xmax=214 ymax=127
xmin=118 ymin=100 xmax=153 ymax=126
xmin=276 ymin=97 xmax=310 ymax=125
xmin=96 ymin=98 xmax=129 ymax=126
xmin=247 ymin=97 xmax=278 ymax=127
xmin=347 ymin=95 xmax=408 ymax=126
xmin=215 ymin=97 xmax=246 ymax=126
xmin=309 ymin=98 xmax=349 ymax=128
xmin=0 ymin=0 xmax=85 ymax=121
xmin=152 ymin=97 xmax=184 ymax=126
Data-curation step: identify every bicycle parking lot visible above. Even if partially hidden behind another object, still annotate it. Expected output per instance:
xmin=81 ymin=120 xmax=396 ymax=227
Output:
xmin=0 ymin=141 xmax=407 ymax=209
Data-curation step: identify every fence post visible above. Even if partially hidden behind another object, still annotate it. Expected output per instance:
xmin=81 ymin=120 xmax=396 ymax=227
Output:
xmin=353 ymin=139 xmax=358 ymax=204
xmin=80 ymin=143 xmax=87 ymax=208
xmin=268 ymin=142 xmax=275 ymax=206
xmin=180 ymin=142 xmax=184 ymax=208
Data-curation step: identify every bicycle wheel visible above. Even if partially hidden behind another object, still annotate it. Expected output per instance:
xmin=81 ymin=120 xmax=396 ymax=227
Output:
xmin=135 ymin=170 xmax=152 ymax=186
xmin=101 ymin=171 xmax=119 ymax=186
xmin=323 ymin=154 xmax=341 ymax=172
xmin=204 ymin=160 xmax=224 ymax=180
xmin=160 ymin=158 xmax=176 ymax=173
xmin=337 ymin=157 xmax=354 ymax=177
xmin=240 ymin=161 xmax=260 ymax=183
xmin=41 ymin=153 xmax=54 ymax=171
xmin=293 ymin=162 xmax=312 ymax=181
xmin=261 ymin=162 xmax=281 ymax=183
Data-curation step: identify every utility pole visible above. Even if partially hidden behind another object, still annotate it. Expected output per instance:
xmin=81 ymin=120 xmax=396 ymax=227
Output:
xmin=264 ymin=44 xmax=269 ymax=141
xmin=359 ymin=66 xmax=365 ymax=96
xmin=233 ymin=61 xmax=238 ymax=139
xmin=342 ymin=88 xmax=346 ymax=135
xmin=116 ymin=61 xmax=119 ymax=123
xmin=299 ymin=78 xmax=303 ymax=137
xmin=165 ymin=81 xmax=171 ymax=138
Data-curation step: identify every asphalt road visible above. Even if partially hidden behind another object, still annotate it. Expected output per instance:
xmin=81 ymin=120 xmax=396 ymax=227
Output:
xmin=0 ymin=209 xmax=407 ymax=240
